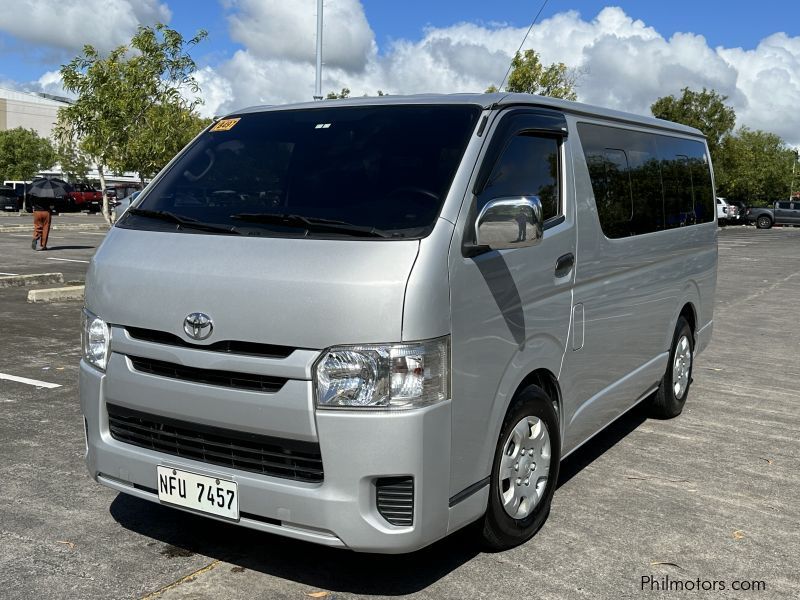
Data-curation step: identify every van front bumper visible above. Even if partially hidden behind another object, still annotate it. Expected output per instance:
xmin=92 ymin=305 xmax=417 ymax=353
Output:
xmin=80 ymin=360 xmax=454 ymax=553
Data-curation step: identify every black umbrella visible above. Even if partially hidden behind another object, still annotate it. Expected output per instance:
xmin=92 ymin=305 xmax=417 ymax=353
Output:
xmin=28 ymin=178 xmax=73 ymax=199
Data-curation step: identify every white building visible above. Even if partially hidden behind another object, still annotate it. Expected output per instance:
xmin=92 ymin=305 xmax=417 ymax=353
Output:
xmin=0 ymin=86 xmax=68 ymax=139
xmin=0 ymin=86 xmax=141 ymax=187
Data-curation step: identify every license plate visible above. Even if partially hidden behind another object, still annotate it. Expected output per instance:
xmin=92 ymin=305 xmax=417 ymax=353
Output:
xmin=3 ymin=205 xmax=13 ymax=210
xmin=156 ymin=466 xmax=239 ymax=520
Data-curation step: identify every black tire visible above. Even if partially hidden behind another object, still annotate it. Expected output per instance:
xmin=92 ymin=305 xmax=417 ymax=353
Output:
xmin=756 ymin=215 xmax=772 ymax=229
xmin=482 ymin=385 xmax=560 ymax=551
xmin=649 ymin=317 xmax=694 ymax=419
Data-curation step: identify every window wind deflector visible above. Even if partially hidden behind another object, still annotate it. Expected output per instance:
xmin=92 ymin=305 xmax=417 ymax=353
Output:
xmin=230 ymin=213 xmax=391 ymax=238
xmin=126 ymin=208 xmax=241 ymax=235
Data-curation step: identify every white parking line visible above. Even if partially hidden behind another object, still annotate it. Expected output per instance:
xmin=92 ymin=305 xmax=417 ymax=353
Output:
xmin=45 ymin=257 xmax=90 ymax=263
xmin=0 ymin=272 xmax=18 ymax=275
xmin=0 ymin=372 xmax=61 ymax=389
xmin=78 ymin=231 xmax=107 ymax=235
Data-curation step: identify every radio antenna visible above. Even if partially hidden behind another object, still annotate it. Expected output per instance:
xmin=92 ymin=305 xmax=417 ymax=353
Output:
xmin=496 ymin=0 xmax=551 ymax=92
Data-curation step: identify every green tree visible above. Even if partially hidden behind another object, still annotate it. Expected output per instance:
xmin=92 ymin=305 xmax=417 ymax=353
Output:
xmin=123 ymin=103 xmax=211 ymax=185
xmin=52 ymin=122 xmax=91 ymax=183
xmin=650 ymin=88 xmax=736 ymax=159
xmin=487 ymin=50 xmax=577 ymax=100
xmin=0 ymin=127 xmax=55 ymax=182
xmin=715 ymin=127 xmax=796 ymax=205
xmin=325 ymin=87 xmax=351 ymax=99
xmin=58 ymin=23 xmax=207 ymax=223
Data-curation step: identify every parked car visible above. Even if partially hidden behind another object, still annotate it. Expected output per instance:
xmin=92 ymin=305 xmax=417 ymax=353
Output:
xmin=81 ymin=94 xmax=717 ymax=553
xmin=746 ymin=200 xmax=800 ymax=228
xmin=3 ymin=180 xmax=31 ymax=211
xmin=0 ymin=185 xmax=19 ymax=211
xmin=66 ymin=183 xmax=103 ymax=212
xmin=112 ymin=190 xmax=140 ymax=219
xmin=716 ymin=197 xmax=733 ymax=225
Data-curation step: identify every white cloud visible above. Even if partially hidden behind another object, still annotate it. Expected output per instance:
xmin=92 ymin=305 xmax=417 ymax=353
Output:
xmin=0 ymin=0 xmax=171 ymax=53
xmin=196 ymin=4 xmax=800 ymax=145
xmin=226 ymin=0 xmax=375 ymax=72
xmin=10 ymin=3 xmax=800 ymax=145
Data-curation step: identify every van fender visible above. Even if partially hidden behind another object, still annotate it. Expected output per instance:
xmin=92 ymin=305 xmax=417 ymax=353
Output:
xmin=664 ymin=280 xmax=701 ymax=352
xmin=480 ymin=333 xmax=566 ymax=477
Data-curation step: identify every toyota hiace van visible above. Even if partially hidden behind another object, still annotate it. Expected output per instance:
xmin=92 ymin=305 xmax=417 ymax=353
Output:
xmin=80 ymin=93 xmax=717 ymax=553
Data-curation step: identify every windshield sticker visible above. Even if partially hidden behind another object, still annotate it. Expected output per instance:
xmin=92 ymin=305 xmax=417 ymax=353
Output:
xmin=210 ymin=118 xmax=241 ymax=132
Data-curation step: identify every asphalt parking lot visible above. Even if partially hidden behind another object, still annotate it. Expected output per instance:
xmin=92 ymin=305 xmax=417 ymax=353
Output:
xmin=1 ymin=224 xmax=798 ymax=599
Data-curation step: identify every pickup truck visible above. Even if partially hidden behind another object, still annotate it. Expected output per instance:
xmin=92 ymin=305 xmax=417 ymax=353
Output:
xmin=746 ymin=200 xmax=800 ymax=229
xmin=65 ymin=183 xmax=102 ymax=212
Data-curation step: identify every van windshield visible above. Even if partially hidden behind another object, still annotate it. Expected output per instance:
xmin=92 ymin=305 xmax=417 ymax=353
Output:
xmin=118 ymin=104 xmax=481 ymax=239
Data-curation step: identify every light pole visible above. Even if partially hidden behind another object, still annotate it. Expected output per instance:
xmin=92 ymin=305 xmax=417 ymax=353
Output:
xmin=314 ymin=0 xmax=323 ymax=101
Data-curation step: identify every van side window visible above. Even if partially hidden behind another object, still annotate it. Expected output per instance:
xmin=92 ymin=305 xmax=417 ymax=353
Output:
xmin=586 ymin=149 xmax=633 ymax=238
xmin=578 ymin=123 xmax=715 ymax=237
xmin=479 ymin=135 xmax=561 ymax=222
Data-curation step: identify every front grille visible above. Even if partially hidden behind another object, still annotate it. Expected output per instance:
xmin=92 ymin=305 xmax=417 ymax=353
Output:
xmin=107 ymin=404 xmax=324 ymax=482
xmin=376 ymin=477 xmax=414 ymax=526
xmin=128 ymin=356 xmax=287 ymax=393
xmin=126 ymin=326 xmax=295 ymax=359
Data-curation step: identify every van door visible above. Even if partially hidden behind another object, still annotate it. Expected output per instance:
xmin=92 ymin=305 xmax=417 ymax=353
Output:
xmin=448 ymin=109 xmax=576 ymax=499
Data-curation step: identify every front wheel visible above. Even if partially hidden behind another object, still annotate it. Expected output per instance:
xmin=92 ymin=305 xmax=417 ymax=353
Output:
xmin=482 ymin=385 xmax=560 ymax=551
xmin=649 ymin=317 xmax=694 ymax=419
xmin=756 ymin=216 xmax=773 ymax=229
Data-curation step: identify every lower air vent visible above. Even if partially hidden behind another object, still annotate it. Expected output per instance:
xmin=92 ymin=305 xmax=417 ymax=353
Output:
xmin=376 ymin=476 xmax=414 ymax=526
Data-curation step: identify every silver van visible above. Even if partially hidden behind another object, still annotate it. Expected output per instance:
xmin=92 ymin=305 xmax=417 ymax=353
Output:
xmin=80 ymin=93 xmax=717 ymax=553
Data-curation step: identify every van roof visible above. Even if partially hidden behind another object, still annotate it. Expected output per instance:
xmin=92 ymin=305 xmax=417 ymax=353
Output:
xmin=233 ymin=92 xmax=705 ymax=138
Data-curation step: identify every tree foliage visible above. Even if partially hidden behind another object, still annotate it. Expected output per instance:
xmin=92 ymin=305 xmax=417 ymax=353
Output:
xmin=650 ymin=87 xmax=735 ymax=159
xmin=58 ymin=23 xmax=207 ymax=222
xmin=52 ymin=122 xmax=91 ymax=183
xmin=487 ymin=50 xmax=577 ymax=100
xmin=0 ymin=127 xmax=55 ymax=181
xmin=715 ymin=127 xmax=796 ymax=206
xmin=325 ymin=88 xmax=351 ymax=99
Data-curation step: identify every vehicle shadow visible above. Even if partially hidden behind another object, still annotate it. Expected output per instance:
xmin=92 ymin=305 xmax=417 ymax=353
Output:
xmin=109 ymin=402 xmax=650 ymax=594
xmin=557 ymin=401 xmax=649 ymax=488
xmin=110 ymin=494 xmax=483 ymax=595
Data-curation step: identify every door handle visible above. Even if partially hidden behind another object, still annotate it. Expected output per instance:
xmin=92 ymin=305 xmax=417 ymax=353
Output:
xmin=555 ymin=253 xmax=575 ymax=277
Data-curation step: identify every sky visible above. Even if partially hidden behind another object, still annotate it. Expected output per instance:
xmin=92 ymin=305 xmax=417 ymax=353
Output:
xmin=1 ymin=0 xmax=800 ymax=143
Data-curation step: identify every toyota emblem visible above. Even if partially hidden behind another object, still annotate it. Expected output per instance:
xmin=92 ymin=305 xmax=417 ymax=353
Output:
xmin=184 ymin=312 xmax=213 ymax=341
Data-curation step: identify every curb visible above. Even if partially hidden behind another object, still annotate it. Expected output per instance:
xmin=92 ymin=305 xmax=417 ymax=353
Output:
xmin=27 ymin=285 xmax=85 ymax=303
xmin=0 ymin=224 xmax=109 ymax=233
xmin=0 ymin=273 xmax=64 ymax=288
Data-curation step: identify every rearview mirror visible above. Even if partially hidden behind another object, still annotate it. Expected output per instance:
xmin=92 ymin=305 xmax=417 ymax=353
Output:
xmin=475 ymin=196 xmax=543 ymax=250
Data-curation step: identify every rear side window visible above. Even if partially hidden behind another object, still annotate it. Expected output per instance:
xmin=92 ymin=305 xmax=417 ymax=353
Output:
xmin=479 ymin=135 xmax=561 ymax=222
xmin=777 ymin=202 xmax=791 ymax=209
xmin=578 ymin=123 xmax=714 ymax=238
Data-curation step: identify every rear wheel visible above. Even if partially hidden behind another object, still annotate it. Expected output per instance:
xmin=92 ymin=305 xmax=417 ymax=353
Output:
xmin=482 ymin=385 xmax=560 ymax=550
xmin=756 ymin=215 xmax=773 ymax=229
xmin=649 ymin=317 xmax=694 ymax=419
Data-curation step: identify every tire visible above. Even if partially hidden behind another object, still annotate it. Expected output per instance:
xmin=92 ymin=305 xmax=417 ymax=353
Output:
xmin=649 ymin=317 xmax=694 ymax=419
xmin=756 ymin=216 xmax=772 ymax=229
xmin=482 ymin=385 xmax=560 ymax=551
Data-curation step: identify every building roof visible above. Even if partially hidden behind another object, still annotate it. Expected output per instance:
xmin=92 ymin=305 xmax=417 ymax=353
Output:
xmin=0 ymin=86 xmax=70 ymax=107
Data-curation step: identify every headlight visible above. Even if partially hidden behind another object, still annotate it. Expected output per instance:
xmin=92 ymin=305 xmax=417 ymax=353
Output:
xmin=314 ymin=337 xmax=450 ymax=409
xmin=81 ymin=309 xmax=110 ymax=371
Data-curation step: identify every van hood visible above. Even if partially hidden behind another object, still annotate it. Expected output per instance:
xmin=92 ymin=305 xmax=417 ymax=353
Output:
xmin=85 ymin=228 xmax=420 ymax=350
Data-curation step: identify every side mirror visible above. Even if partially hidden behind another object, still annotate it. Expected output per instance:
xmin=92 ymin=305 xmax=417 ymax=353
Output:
xmin=475 ymin=196 xmax=543 ymax=251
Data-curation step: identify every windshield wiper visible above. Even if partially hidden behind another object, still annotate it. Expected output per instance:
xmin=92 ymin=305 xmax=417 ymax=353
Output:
xmin=127 ymin=208 xmax=240 ymax=235
xmin=230 ymin=213 xmax=390 ymax=238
